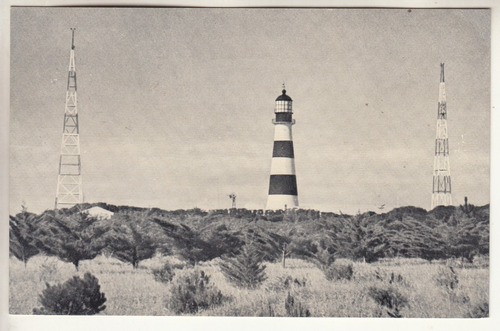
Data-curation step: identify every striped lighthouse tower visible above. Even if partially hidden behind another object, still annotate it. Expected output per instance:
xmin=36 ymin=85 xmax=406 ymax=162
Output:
xmin=266 ymin=86 xmax=299 ymax=210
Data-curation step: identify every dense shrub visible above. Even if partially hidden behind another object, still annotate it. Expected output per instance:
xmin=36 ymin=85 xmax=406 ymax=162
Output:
xmin=367 ymin=286 xmax=407 ymax=318
xmin=446 ymin=217 xmax=489 ymax=263
xmin=219 ymin=244 xmax=267 ymax=289
xmin=435 ymin=266 xmax=459 ymax=291
xmin=152 ymin=262 xmax=176 ymax=283
xmin=323 ymin=263 xmax=353 ymax=281
xmin=8 ymin=203 xmax=490 ymax=272
xmin=168 ymin=269 xmax=224 ymax=314
xmin=33 ymin=272 xmax=106 ymax=315
xmin=285 ymin=292 xmax=311 ymax=317
xmin=467 ymin=302 xmax=489 ymax=318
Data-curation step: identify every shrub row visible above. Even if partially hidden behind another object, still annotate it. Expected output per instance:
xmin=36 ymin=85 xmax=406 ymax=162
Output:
xmin=10 ymin=203 xmax=489 ymax=272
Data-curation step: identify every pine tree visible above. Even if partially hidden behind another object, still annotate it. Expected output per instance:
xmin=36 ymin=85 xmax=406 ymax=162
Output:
xmin=103 ymin=213 xmax=158 ymax=268
xmin=9 ymin=210 xmax=39 ymax=267
xmin=34 ymin=212 xmax=107 ymax=270
xmin=151 ymin=217 xmax=212 ymax=265
xmin=219 ymin=243 xmax=267 ymax=289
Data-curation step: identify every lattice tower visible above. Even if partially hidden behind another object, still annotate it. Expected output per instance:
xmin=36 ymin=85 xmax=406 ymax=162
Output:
xmin=55 ymin=28 xmax=83 ymax=209
xmin=431 ymin=63 xmax=452 ymax=209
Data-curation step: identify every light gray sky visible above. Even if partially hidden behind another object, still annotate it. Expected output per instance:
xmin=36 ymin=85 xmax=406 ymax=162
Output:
xmin=9 ymin=7 xmax=490 ymax=215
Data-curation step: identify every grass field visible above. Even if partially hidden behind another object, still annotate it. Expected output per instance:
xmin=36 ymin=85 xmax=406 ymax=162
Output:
xmin=9 ymin=255 xmax=489 ymax=317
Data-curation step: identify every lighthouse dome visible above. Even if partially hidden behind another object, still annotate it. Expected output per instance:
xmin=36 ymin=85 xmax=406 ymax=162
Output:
xmin=276 ymin=89 xmax=292 ymax=101
xmin=275 ymin=88 xmax=293 ymax=114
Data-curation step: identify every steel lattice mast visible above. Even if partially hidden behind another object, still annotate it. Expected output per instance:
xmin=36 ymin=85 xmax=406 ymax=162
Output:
xmin=431 ymin=63 xmax=452 ymax=209
xmin=266 ymin=85 xmax=299 ymax=210
xmin=55 ymin=28 xmax=83 ymax=210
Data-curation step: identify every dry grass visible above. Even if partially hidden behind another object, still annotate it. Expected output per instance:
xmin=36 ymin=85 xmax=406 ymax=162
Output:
xmin=9 ymin=255 xmax=488 ymax=317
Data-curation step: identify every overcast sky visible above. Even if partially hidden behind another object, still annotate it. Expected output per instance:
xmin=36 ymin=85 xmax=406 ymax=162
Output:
xmin=9 ymin=7 xmax=490 ymax=215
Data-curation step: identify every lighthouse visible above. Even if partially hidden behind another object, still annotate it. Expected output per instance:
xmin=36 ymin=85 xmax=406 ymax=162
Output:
xmin=266 ymin=86 xmax=299 ymax=210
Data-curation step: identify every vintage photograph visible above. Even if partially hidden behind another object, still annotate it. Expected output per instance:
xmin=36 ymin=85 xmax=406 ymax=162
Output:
xmin=8 ymin=6 xmax=490 ymax=319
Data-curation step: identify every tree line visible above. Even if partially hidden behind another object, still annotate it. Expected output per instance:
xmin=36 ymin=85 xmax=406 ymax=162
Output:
xmin=9 ymin=201 xmax=489 ymax=269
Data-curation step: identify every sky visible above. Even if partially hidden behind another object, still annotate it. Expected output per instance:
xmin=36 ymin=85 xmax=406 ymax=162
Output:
xmin=8 ymin=7 xmax=490 ymax=215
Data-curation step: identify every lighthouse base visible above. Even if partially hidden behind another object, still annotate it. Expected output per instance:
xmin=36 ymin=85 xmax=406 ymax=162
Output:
xmin=266 ymin=195 xmax=299 ymax=211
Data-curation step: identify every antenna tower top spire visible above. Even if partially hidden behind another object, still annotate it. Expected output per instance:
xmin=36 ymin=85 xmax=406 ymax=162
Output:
xmin=71 ymin=28 xmax=76 ymax=49
xmin=440 ymin=63 xmax=445 ymax=82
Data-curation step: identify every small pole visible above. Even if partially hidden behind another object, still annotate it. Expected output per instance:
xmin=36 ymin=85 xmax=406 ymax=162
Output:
xmin=281 ymin=243 xmax=288 ymax=268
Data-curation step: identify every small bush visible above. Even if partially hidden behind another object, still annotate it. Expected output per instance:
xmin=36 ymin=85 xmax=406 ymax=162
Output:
xmin=168 ymin=269 xmax=224 ymax=314
xmin=312 ymin=246 xmax=336 ymax=268
xmin=323 ymin=263 xmax=353 ymax=281
xmin=292 ymin=277 xmax=307 ymax=287
xmin=389 ymin=272 xmax=404 ymax=284
xmin=152 ymin=262 xmax=176 ymax=283
xmin=435 ymin=266 xmax=459 ymax=291
xmin=472 ymin=255 xmax=489 ymax=268
xmin=33 ymin=272 xmax=106 ymax=315
xmin=467 ymin=302 xmax=489 ymax=318
xmin=450 ymin=292 xmax=470 ymax=304
xmin=373 ymin=268 xmax=386 ymax=281
xmin=367 ymin=286 xmax=407 ymax=318
xmin=285 ymin=292 xmax=311 ymax=317
xmin=256 ymin=300 xmax=276 ymax=317
xmin=372 ymin=269 xmax=410 ymax=287
xmin=268 ymin=276 xmax=307 ymax=292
